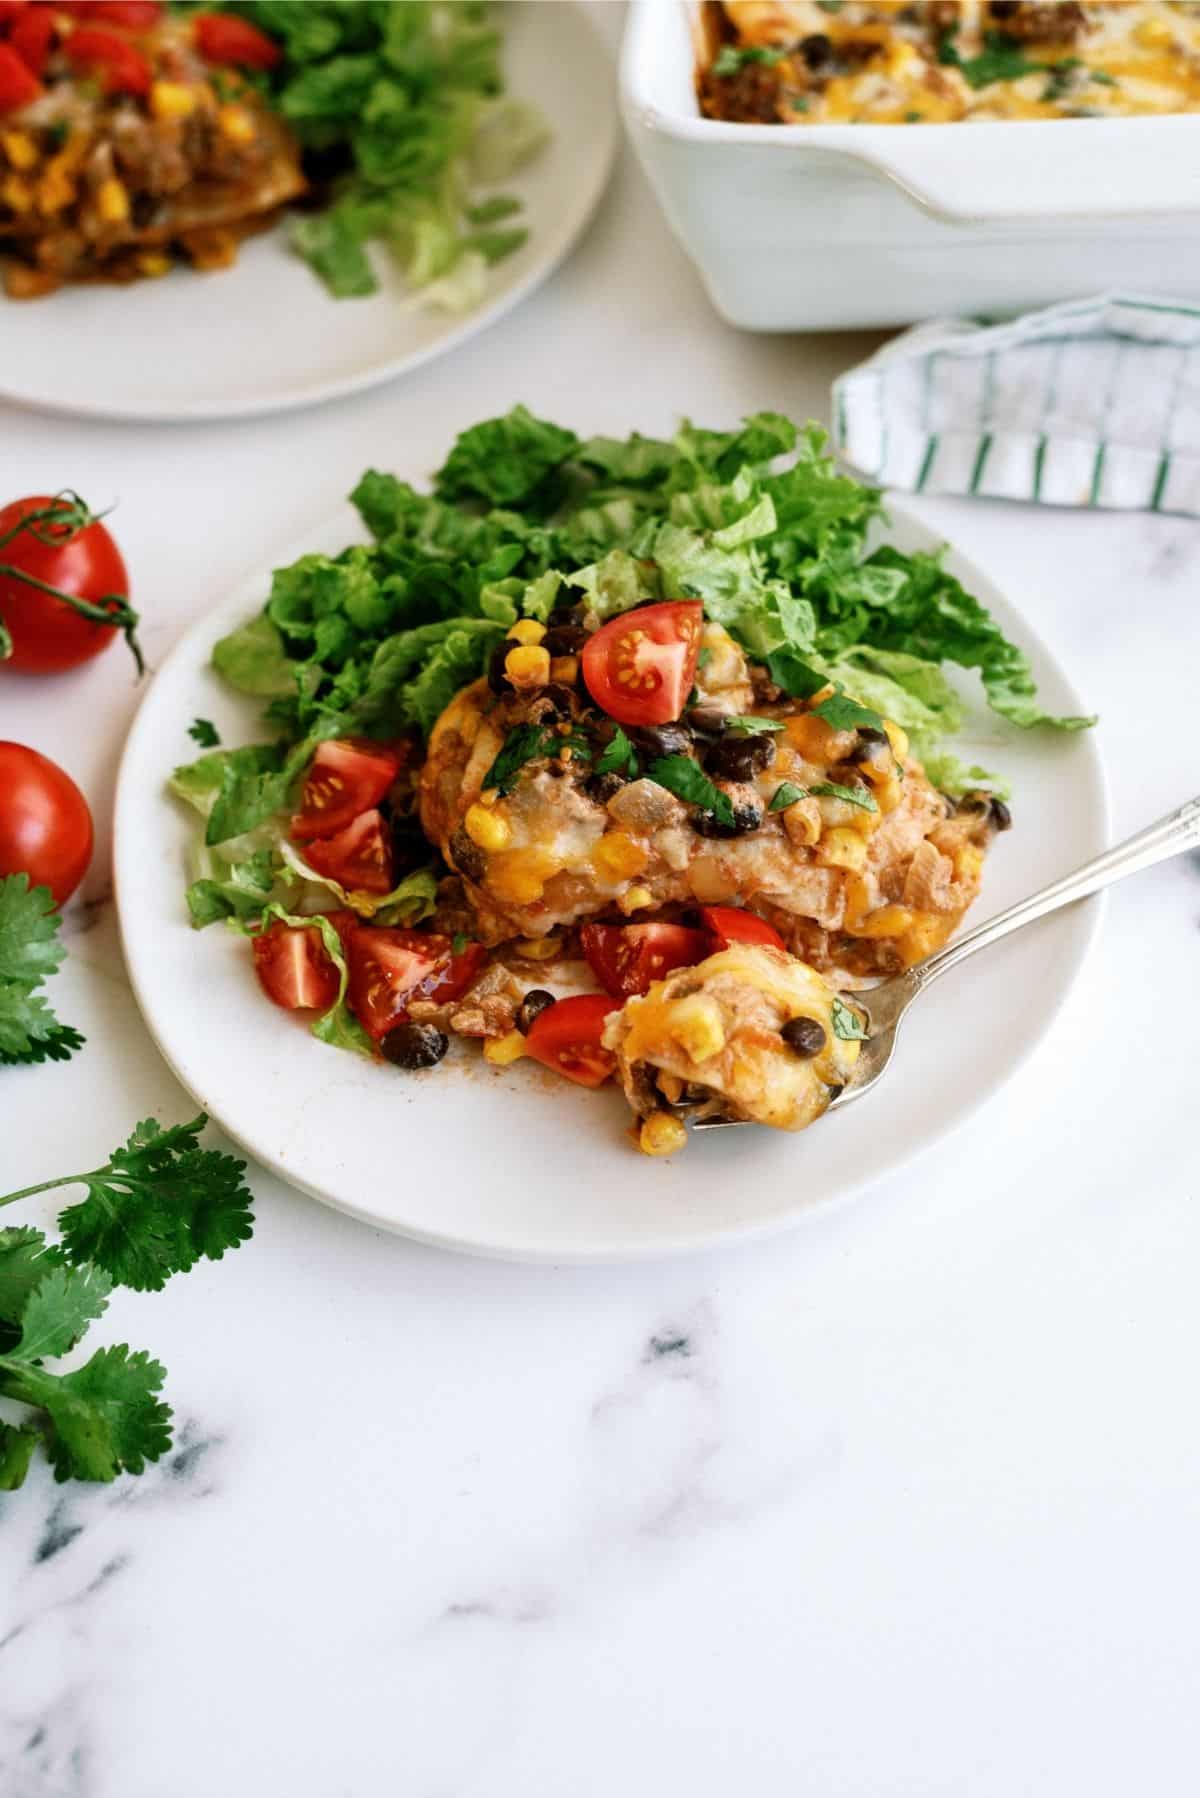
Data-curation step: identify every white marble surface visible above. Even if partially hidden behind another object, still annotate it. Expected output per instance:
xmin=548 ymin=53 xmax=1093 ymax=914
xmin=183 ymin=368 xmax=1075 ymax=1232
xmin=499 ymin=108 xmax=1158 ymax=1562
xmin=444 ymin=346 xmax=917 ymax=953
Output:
xmin=3 ymin=15 xmax=1200 ymax=1792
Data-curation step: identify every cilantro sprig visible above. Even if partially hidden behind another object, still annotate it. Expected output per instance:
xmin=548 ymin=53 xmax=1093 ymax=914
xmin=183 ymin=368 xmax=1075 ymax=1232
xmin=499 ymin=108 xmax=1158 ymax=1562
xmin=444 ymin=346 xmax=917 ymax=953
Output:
xmin=0 ymin=875 xmax=84 ymax=1067
xmin=0 ymin=1114 xmax=254 ymax=1488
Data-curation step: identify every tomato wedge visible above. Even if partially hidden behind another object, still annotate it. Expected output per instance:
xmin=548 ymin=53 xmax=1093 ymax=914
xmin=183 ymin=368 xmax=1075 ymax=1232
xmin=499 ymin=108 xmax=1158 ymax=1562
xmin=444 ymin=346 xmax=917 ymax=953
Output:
xmin=347 ymin=928 xmax=486 ymax=1042
xmin=0 ymin=40 xmax=40 ymax=108
xmin=301 ymin=809 xmax=393 ymax=896
xmin=581 ymin=921 xmax=709 ymax=1000
xmin=698 ymin=906 xmax=786 ymax=953
xmin=524 ymin=994 xmax=620 ymax=1088
xmin=194 ymin=11 xmax=280 ymax=69
xmin=9 ymin=6 xmax=54 ymax=76
xmin=252 ymin=921 xmax=340 ymax=1013
xmin=63 ymin=23 xmax=150 ymax=93
xmin=582 ymin=601 xmax=703 ymax=728
xmin=290 ymin=739 xmax=405 ymax=843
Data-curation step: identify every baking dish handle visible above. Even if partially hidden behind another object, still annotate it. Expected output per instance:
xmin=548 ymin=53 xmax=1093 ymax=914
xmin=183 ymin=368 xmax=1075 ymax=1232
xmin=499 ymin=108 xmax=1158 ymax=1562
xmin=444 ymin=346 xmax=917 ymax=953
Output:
xmin=825 ymin=119 xmax=1200 ymax=223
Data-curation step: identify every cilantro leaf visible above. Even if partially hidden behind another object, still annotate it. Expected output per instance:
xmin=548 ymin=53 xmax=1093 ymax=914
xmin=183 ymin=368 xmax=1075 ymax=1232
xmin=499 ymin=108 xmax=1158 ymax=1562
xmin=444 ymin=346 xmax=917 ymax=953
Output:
xmin=812 ymin=690 xmax=886 ymax=734
xmin=648 ymin=755 xmax=736 ymax=826
xmin=0 ymin=1344 xmax=171 ymax=1484
xmin=56 ymin=1116 xmax=254 ymax=1293
xmin=0 ymin=874 xmax=65 ymax=986
xmin=725 ymin=715 xmax=785 ymax=735
xmin=831 ymin=997 xmax=868 ymax=1042
xmin=0 ymin=1022 xmax=86 ymax=1066
xmin=808 ymin=781 xmax=878 ymax=813
xmin=483 ymin=723 xmax=556 ymax=795
xmin=188 ymin=719 xmax=221 ymax=748
xmin=769 ymin=782 xmax=808 ymax=813
xmin=594 ymin=726 xmax=640 ymax=780
xmin=0 ymin=1227 xmax=66 ymax=1339
xmin=0 ymin=1421 xmax=38 ymax=1491
xmin=11 ymin=1262 xmax=111 ymax=1361
xmin=712 ymin=44 xmax=786 ymax=76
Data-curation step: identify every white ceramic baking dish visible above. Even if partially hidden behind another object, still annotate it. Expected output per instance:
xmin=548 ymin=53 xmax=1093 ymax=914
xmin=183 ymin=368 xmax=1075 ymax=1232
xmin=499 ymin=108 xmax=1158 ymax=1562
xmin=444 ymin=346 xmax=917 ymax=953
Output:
xmin=620 ymin=0 xmax=1200 ymax=330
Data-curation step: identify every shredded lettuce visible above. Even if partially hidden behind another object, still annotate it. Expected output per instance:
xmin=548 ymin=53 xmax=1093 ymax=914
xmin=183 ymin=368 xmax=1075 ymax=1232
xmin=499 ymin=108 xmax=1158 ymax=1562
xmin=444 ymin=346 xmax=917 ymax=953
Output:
xmin=211 ymin=1 xmax=548 ymax=307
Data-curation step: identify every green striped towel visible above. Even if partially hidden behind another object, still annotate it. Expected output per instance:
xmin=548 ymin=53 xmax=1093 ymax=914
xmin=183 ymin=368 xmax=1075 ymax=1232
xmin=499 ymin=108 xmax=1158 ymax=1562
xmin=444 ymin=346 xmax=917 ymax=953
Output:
xmin=832 ymin=294 xmax=1200 ymax=515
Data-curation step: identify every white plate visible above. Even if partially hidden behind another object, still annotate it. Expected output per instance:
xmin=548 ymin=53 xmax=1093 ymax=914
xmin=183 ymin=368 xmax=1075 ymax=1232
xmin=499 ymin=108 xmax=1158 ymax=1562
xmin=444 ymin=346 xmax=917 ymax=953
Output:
xmin=0 ymin=3 xmax=616 ymax=423
xmin=114 ymin=499 xmax=1107 ymax=1263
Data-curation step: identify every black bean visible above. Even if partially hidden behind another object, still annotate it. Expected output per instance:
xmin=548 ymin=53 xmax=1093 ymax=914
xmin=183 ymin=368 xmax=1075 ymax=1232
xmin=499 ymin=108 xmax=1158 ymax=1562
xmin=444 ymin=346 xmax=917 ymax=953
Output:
xmin=630 ymin=722 xmax=693 ymax=760
xmin=487 ymin=640 xmax=514 ymax=695
xmin=989 ymin=797 xmax=1013 ymax=832
xmin=381 ymin=1022 xmax=449 ymax=1069
xmin=389 ymin=814 xmax=427 ymax=869
xmin=799 ymin=31 xmax=833 ymax=69
xmin=848 ymin=726 xmax=889 ymax=765
xmin=541 ymin=681 xmax=579 ymax=714
xmin=704 ymin=733 xmax=776 ymax=782
xmin=782 ymin=1016 xmax=827 ymax=1058
xmin=686 ymin=706 xmax=730 ymax=738
xmin=586 ymin=771 xmax=627 ymax=805
xmin=694 ymin=801 xmax=763 ymax=839
xmin=449 ymin=825 xmax=486 ymax=883
xmin=551 ymin=592 xmax=587 ymax=622
xmin=542 ymin=623 xmax=588 ymax=657
xmin=989 ymin=1 xmax=1019 ymax=17
xmin=516 ymin=989 xmax=556 ymax=1034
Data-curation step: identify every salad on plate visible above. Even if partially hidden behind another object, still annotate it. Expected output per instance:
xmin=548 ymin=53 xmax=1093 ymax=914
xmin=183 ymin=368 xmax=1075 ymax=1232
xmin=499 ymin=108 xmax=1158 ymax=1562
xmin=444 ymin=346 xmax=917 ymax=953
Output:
xmin=171 ymin=408 xmax=1091 ymax=1156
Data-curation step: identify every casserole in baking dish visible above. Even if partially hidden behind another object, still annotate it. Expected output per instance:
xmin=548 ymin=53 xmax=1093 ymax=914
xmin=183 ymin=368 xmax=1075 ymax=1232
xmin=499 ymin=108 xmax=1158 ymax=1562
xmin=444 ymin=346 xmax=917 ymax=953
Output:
xmin=621 ymin=0 xmax=1200 ymax=329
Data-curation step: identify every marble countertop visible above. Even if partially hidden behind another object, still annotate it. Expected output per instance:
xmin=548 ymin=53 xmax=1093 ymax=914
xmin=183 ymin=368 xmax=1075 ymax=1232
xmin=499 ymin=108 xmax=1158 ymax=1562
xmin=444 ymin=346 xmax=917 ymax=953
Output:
xmin=3 ymin=22 xmax=1200 ymax=1795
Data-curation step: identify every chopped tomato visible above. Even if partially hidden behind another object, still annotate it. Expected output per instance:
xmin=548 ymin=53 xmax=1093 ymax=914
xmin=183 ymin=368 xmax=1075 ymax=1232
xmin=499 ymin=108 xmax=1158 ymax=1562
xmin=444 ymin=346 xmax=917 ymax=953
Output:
xmin=61 ymin=1 xmax=163 ymax=26
xmin=524 ymin=994 xmax=620 ymax=1088
xmin=698 ymin=906 xmax=786 ymax=953
xmin=0 ymin=5 xmax=28 ymax=27
xmin=322 ymin=908 xmax=359 ymax=956
xmin=347 ymin=928 xmax=486 ymax=1042
xmin=193 ymin=11 xmax=280 ymax=69
xmin=290 ymin=738 xmax=405 ymax=842
xmin=0 ymin=40 xmax=40 ymax=107
xmin=581 ymin=921 xmax=709 ymax=1000
xmin=252 ymin=921 xmax=340 ymax=1013
xmin=63 ymin=23 xmax=150 ymax=93
xmin=9 ymin=5 xmax=54 ymax=76
xmin=301 ymin=809 xmax=393 ymax=896
xmin=581 ymin=601 xmax=703 ymax=728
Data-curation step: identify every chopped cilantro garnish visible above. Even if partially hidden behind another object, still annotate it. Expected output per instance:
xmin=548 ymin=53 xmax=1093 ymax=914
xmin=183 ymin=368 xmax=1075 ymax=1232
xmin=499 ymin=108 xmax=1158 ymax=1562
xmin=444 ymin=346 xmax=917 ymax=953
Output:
xmin=769 ymin=782 xmax=808 ymax=813
xmin=648 ymin=755 xmax=735 ymax=827
xmin=712 ymin=44 xmax=786 ymax=76
xmin=831 ymin=997 xmax=868 ymax=1042
xmin=725 ymin=715 xmax=785 ymax=735
xmin=188 ymin=719 xmax=220 ymax=748
xmin=594 ymin=726 xmax=639 ymax=780
xmin=812 ymin=690 xmax=886 ymax=734
xmin=808 ymin=781 xmax=878 ymax=812
xmin=482 ymin=724 xmax=555 ymax=795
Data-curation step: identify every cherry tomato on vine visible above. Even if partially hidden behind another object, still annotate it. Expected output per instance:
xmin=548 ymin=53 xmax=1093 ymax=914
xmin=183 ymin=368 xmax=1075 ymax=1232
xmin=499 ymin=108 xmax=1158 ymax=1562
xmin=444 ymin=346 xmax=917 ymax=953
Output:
xmin=0 ymin=494 xmax=140 ymax=675
xmin=0 ymin=742 xmax=94 ymax=905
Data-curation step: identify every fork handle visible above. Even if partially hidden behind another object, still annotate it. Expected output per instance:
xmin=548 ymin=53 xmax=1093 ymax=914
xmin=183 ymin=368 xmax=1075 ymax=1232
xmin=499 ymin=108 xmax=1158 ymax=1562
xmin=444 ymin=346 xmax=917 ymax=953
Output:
xmin=916 ymin=794 xmax=1200 ymax=990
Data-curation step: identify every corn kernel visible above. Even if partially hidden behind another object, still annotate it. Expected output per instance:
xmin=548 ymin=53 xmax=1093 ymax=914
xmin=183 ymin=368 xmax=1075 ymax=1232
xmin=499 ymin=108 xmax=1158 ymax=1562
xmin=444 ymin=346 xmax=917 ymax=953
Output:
xmin=898 ymin=913 xmax=955 ymax=967
xmin=592 ymin=831 xmax=649 ymax=883
xmin=618 ymin=884 xmax=655 ymax=915
xmin=883 ymin=720 xmax=909 ymax=762
xmin=667 ymin=994 xmax=726 ymax=1064
xmin=843 ymin=875 xmax=872 ymax=930
xmin=886 ymin=40 xmax=918 ymax=77
xmin=781 ymin=796 xmax=821 ymax=848
xmin=504 ymin=644 xmax=551 ymax=689
xmin=135 ymin=251 xmax=172 ymax=278
xmin=818 ymin=827 xmax=868 ymax=873
xmin=37 ymin=159 xmax=77 ymax=215
xmin=488 ymin=847 xmax=558 ymax=905
xmin=855 ymin=904 xmax=914 ymax=940
xmin=639 ymin=1112 xmax=688 ymax=1157
xmin=506 ymin=618 xmax=546 ymax=645
xmin=218 ymin=103 xmax=256 ymax=145
xmin=873 ymin=773 xmax=904 ymax=815
xmin=515 ymin=935 xmax=560 ymax=961
xmin=0 ymin=174 xmax=31 ymax=214
xmin=483 ymin=1030 xmax=526 ymax=1067
xmin=549 ymin=654 xmax=578 ymax=685
xmin=464 ymin=802 xmax=511 ymax=852
xmin=96 ymin=177 xmax=130 ymax=224
xmin=151 ymin=80 xmax=197 ymax=121
xmin=1 ymin=131 xmax=36 ymax=171
xmin=1136 ymin=15 xmax=1172 ymax=45
xmin=784 ymin=713 xmax=841 ymax=760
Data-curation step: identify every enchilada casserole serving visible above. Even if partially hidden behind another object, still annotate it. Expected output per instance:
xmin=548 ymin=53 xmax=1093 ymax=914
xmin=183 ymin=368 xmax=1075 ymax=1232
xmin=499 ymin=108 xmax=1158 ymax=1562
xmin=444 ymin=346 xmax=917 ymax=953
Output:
xmin=699 ymin=1 xmax=1200 ymax=124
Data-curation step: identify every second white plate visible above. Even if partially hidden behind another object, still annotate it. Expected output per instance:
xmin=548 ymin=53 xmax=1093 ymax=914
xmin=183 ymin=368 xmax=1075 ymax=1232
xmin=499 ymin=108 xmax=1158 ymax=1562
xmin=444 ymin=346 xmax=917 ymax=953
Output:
xmin=113 ymin=495 xmax=1107 ymax=1262
xmin=0 ymin=2 xmax=616 ymax=423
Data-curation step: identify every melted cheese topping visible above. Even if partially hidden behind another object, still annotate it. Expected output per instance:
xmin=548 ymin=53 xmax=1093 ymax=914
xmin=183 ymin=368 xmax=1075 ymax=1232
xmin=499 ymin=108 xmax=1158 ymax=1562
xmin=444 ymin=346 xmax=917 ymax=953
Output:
xmin=705 ymin=2 xmax=1200 ymax=123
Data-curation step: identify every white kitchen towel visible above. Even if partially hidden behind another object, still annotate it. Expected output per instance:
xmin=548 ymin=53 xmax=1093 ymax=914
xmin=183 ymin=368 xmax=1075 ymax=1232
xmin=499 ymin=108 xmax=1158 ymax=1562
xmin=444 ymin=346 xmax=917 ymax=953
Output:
xmin=832 ymin=294 xmax=1200 ymax=515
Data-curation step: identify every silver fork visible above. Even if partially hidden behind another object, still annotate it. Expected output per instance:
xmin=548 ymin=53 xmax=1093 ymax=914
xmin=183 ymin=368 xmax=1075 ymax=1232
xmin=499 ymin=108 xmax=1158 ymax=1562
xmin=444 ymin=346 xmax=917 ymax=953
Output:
xmin=694 ymin=794 xmax=1200 ymax=1130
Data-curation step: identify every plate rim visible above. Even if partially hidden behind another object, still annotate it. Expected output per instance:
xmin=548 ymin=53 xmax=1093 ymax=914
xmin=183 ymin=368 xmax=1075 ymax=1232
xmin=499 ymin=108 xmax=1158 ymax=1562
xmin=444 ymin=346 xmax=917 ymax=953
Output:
xmin=113 ymin=496 xmax=1110 ymax=1264
xmin=0 ymin=1 xmax=618 ymax=426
